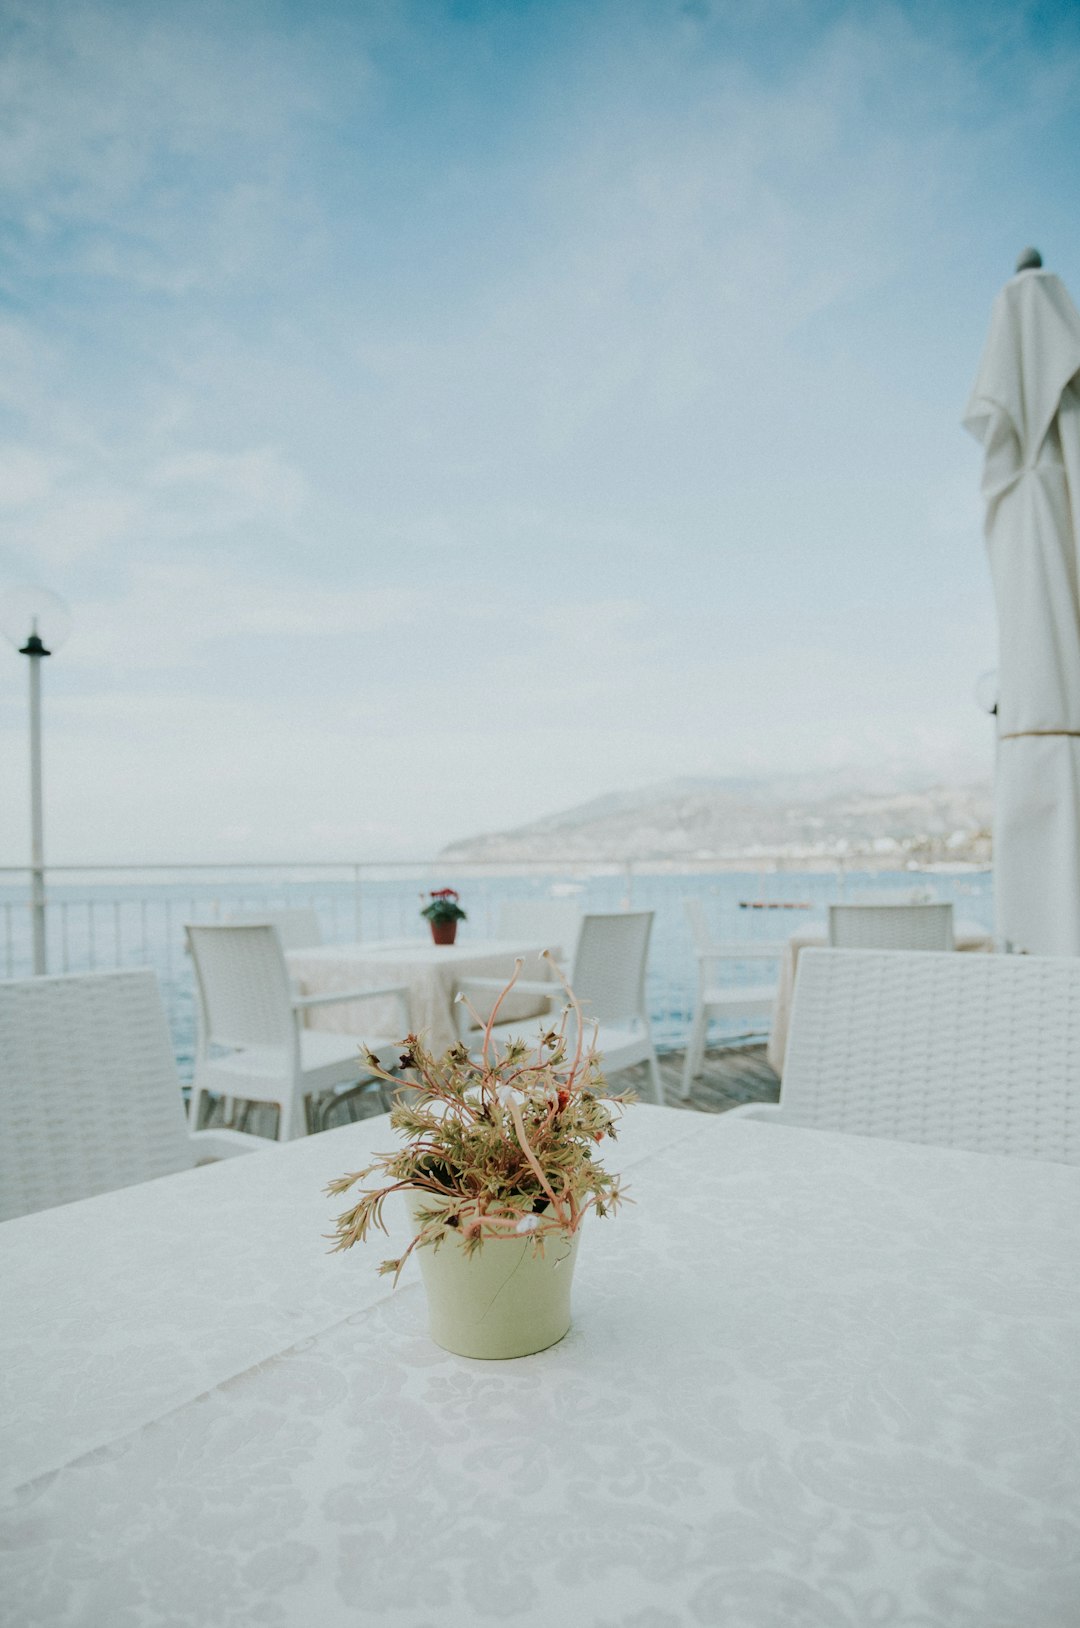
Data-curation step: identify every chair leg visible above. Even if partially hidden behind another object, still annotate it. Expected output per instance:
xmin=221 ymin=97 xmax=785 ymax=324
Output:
xmin=681 ymin=1007 xmax=707 ymax=1098
xmin=377 ymin=1075 xmax=401 ymax=1114
xmin=274 ymin=1079 xmax=307 ymax=1141
xmin=315 ymin=1075 xmax=389 ymax=1132
xmin=646 ymin=1047 xmax=664 ymax=1107
xmin=694 ymin=1006 xmax=711 ymax=1081
xmin=188 ymin=1082 xmax=205 ymax=1132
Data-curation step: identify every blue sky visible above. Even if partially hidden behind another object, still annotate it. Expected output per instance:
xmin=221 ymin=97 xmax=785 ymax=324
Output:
xmin=1 ymin=0 xmax=1079 ymax=860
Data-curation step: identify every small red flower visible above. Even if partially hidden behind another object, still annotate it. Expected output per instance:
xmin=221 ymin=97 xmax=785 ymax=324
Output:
xmin=556 ymin=1088 xmax=571 ymax=1112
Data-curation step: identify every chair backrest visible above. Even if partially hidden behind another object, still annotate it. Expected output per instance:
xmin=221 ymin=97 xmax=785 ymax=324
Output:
xmin=222 ymin=908 xmax=322 ymax=951
xmin=569 ymin=912 xmax=654 ymax=1026
xmin=848 ymin=887 xmax=938 ymax=905
xmin=781 ymin=948 xmax=1080 ymax=1164
xmin=495 ymin=900 xmax=582 ymax=961
xmin=682 ymin=899 xmax=784 ymax=963
xmin=683 ymin=898 xmax=713 ymax=957
xmin=0 ymin=969 xmax=193 ymax=1221
xmin=828 ymin=902 xmax=954 ymax=951
xmin=186 ymin=925 xmax=296 ymax=1051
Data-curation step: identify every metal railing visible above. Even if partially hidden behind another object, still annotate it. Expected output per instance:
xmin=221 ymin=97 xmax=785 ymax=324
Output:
xmin=0 ymin=858 xmax=994 ymax=1081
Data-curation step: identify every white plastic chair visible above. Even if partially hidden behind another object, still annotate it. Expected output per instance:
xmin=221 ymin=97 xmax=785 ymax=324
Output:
xmin=456 ymin=911 xmax=664 ymax=1103
xmin=494 ymin=899 xmax=582 ymax=960
xmin=726 ymin=948 xmax=1080 ymax=1165
xmin=0 ymin=969 xmax=255 ymax=1223
xmin=678 ymin=899 xmax=782 ymax=1098
xmin=223 ymin=908 xmax=322 ymax=950
xmin=848 ymin=887 xmax=938 ymax=905
xmin=827 ymin=902 xmax=954 ymax=951
xmin=186 ymin=924 xmax=409 ymax=1143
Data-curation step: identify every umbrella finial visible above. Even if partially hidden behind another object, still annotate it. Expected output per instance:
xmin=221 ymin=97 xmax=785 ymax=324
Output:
xmin=1016 ymin=247 xmax=1043 ymax=272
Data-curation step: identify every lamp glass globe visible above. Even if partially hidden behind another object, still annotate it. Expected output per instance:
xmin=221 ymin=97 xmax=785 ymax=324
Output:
xmin=0 ymin=586 xmax=72 ymax=653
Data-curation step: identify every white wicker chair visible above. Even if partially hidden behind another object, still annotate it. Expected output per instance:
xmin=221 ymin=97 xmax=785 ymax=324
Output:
xmin=0 ymin=969 xmax=255 ymax=1223
xmin=848 ymin=887 xmax=938 ymax=905
xmin=494 ymin=899 xmax=582 ymax=960
xmin=456 ymin=911 xmax=664 ymax=1103
xmin=222 ymin=908 xmax=322 ymax=951
xmin=727 ymin=948 xmax=1080 ymax=1165
xmin=186 ymin=924 xmax=409 ymax=1142
xmin=827 ymin=902 xmax=954 ymax=951
xmin=678 ymin=900 xmax=782 ymax=1098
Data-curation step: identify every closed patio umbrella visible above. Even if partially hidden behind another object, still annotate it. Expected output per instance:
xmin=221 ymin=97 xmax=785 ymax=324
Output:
xmin=964 ymin=251 xmax=1080 ymax=954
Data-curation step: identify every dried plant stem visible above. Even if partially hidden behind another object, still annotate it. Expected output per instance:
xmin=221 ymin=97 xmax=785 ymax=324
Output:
xmin=327 ymin=955 xmax=631 ymax=1279
xmin=506 ymin=1095 xmax=567 ymax=1224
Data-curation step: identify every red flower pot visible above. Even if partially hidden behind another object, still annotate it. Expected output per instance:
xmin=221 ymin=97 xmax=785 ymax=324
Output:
xmin=430 ymin=920 xmax=458 ymax=946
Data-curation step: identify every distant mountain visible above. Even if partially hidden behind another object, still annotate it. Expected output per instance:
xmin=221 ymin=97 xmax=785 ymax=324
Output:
xmin=439 ymin=773 xmax=993 ymax=866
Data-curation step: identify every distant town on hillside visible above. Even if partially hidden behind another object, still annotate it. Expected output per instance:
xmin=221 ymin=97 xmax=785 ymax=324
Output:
xmin=440 ymin=772 xmax=993 ymax=871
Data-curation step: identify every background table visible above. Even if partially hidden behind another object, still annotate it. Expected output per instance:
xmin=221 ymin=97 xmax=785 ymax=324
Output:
xmin=288 ymin=936 xmax=562 ymax=1056
xmin=766 ymin=924 xmax=995 ymax=1074
xmin=3 ymin=1108 xmax=1078 ymax=1626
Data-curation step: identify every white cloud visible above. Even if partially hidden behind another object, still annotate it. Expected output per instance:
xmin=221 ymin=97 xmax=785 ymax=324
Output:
xmin=0 ymin=0 xmax=373 ymax=292
xmin=17 ymin=493 xmax=145 ymax=569
xmin=147 ymin=447 xmax=307 ymax=515
xmin=0 ymin=447 xmax=57 ymax=509
xmin=58 ymin=556 xmax=429 ymax=673
xmin=0 ymin=0 xmax=1072 ymax=856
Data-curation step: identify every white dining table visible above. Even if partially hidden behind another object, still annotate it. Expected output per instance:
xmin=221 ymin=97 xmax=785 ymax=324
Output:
xmin=287 ymin=936 xmax=562 ymax=1057
xmin=766 ymin=923 xmax=996 ymax=1074
xmin=3 ymin=1106 xmax=1078 ymax=1626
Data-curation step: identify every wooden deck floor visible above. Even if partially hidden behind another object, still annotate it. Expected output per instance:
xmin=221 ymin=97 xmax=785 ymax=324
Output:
xmin=198 ymin=1043 xmax=781 ymax=1140
xmin=320 ymin=1042 xmax=780 ymax=1129
xmin=629 ymin=1042 xmax=780 ymax=1116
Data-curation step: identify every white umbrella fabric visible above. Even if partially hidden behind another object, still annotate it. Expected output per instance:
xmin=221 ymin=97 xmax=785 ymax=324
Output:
xmin=964 ymin=260 xmax=1080 ymax=955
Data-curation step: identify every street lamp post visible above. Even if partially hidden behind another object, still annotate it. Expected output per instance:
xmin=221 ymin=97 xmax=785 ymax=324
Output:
xmin=1 ymin=587 xmax=71 ymax=975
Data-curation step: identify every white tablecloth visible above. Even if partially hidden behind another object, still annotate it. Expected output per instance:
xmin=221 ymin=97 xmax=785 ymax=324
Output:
xmin=766 ymin=924 xmax=996 ymax=1074
xmin=288 ymin=937 xmax=560 ymax=1057
xmin=3 ymin=1109 xmax=1079 ymax=1625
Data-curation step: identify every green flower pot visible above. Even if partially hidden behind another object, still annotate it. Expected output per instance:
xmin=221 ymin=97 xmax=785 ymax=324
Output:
xmin=407 ymin=1193 xmax=581 ymax=1360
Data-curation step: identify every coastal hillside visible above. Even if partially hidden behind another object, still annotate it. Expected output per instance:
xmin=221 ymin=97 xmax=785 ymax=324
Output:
xmin=440 ymin=773 xmax=993 ymax=867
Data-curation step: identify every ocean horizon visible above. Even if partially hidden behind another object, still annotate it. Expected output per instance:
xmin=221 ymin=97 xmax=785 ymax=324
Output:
xmin=0 ymin=865 xmax=993 ymax=1082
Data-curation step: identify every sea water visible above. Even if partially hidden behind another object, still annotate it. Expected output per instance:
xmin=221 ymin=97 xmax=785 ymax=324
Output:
xmin=0 ymin=866 xmax=993 ymax=1081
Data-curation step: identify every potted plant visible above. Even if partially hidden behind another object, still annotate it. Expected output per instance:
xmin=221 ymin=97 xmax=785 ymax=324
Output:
xmin=326 ymin=958 xmax=631 ymax=1359
xmin=420 ymin=887 xmax=466 ymax=945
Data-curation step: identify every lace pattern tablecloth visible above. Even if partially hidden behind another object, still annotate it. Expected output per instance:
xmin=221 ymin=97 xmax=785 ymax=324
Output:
xmin=3 ymin=1112 xmax=1079 ymax=1626
xmin=0 ymin=1106 xmax=691 ymax=1497
xmin=288 ymin=937 xmax=561 ymax=1056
